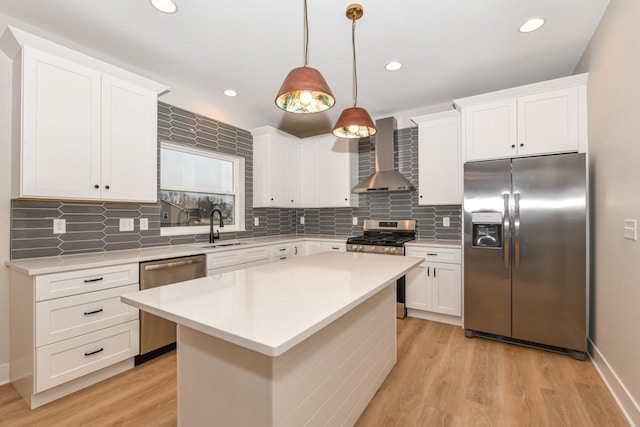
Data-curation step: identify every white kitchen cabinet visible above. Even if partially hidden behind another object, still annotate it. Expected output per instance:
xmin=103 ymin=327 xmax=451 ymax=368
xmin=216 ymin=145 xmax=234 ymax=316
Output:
xmin=9 ymin=263 xmax=140 ymax=408
xmin=100 ymin=75 xmax=159 ymax=201
xmin=321 ymin=241 xmax=346 ymax=252
xmin=252 ymin=126 xmax=301 ymax=208
xmin=305 ymin=241 xmax=324 ymax=255
xmin=455 ymin=74 xmax=587 ymax=162
xmin=292 ymin=243 xmax=305 ymax=256
xmin=313 ymin=135 xmax=359 ymax=208
xmin=412 ymin=111 xmax=462 ymax=205
xmin=1 ymin=27 xmax=167 ymax=202
xmin=405 ymin=246 xmax=462 ymax=324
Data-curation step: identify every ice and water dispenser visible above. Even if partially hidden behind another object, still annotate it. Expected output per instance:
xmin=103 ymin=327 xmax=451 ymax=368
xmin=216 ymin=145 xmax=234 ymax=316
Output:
xmin=471 ymin=212 xmax=503 ymax=248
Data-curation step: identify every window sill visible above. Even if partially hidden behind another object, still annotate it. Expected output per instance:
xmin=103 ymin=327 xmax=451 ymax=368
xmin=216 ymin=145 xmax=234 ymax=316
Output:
xmin=160 ymin=225 xmax=245 ymax=237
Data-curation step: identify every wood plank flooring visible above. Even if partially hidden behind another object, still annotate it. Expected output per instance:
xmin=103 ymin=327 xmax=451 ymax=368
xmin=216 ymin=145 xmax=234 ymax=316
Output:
xmin=0 ymin=318 xmax=629 ymax=426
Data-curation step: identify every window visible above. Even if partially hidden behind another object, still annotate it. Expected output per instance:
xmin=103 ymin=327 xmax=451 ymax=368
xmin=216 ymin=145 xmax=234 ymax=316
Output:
xmin=160 ymin=142 xmax=245 ymax=235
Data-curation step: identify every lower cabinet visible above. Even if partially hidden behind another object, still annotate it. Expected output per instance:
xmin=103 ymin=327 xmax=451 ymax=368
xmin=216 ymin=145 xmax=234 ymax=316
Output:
xmin=9 ymin=263 xmax=140 ymax=409
xmin=405 ymin=246 xmax=462 ymax=325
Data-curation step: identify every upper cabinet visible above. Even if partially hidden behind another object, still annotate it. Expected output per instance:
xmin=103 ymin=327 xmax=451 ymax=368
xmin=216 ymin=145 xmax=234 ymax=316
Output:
xmin=412 ymin=110 xmax=462 ymax=205
xmin=252 ymin=129 xmax=358 ymax=209
xmin=0 ymin=27 xmax=168 ymax=202
xmin=252 ymin=126 xmax=300 ymax=208
xmin=306 ymin=134 xmax=358 ymax=208
xmin=455 ymin=74 xmax=587 ymax=162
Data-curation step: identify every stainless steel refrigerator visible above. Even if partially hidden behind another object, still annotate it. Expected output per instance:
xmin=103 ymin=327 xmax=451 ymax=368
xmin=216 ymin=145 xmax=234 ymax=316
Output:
xmin=463 ymin=153 xmax=586 ymax=360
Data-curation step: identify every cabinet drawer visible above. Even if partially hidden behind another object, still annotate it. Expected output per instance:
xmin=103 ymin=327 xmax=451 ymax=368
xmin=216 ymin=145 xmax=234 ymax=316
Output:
xmin=35 ymin=320 xmax=139 ymax=393
xmin=35 ymin=264 xmax=138 ymax=301
xmin=270 ymin=244 xmax=293 ymax=257
xmin=207 ymin=251 xmax=245 ymax=269
xmin=321 ymin=242 xmax=346 ymax=252
xmin=405 ymin=247 xmax=461 ymax=264
xmin=36 ymin=284 xmax=139 ymax=347
xmin=245 ymin=247 xmax=270 ymax=262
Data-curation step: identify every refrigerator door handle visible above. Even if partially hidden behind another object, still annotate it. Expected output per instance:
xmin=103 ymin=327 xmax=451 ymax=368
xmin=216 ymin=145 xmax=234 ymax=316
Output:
xmin=514 ymin=192 xmax=521 ymax=269
xmin=503 ymin=193 xmax=510 ymax=269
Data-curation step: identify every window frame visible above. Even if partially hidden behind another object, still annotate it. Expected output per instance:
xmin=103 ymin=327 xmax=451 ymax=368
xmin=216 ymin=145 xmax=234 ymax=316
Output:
xmin=159 ymin=141 xmax=245 ymax=236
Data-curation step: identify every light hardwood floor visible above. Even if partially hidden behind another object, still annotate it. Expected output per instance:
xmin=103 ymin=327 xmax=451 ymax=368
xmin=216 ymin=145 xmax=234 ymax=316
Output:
xmin=0 ymin=318 xmax=629 ymax=426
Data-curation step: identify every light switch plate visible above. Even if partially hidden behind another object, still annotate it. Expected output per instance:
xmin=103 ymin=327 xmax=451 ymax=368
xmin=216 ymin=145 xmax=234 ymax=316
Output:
xmin=300 ymin=216 xmax=305 ymax=225
xmin=254 ymin=217 xmax=260 ymax=227
xmin=443 ymin=217 xmax=450 ymax=227
xmin=139 ymin=218 xmax=149 ymax=231
xmin=53 ymin=219 xmax=66 ymax=234
xmin=352 ymin=217 xmax=358 ymax=226
xmin=119 ymin=218 xmax=134 ymax=232
xmin=624 ymin=219 xmax=637 ymax=241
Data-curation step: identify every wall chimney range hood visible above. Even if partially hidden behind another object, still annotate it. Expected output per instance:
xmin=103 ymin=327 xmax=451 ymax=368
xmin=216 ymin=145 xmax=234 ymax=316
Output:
xmin=352 ymin=117 xmax=415 ymax=193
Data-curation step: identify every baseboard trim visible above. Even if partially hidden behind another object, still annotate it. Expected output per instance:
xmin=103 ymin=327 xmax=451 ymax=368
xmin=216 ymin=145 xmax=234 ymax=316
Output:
xmin=589 ymin=338 xmax=640 ymax=427
xmin=0 ymin=362 xmax=9 ymax=386
xmin=406 ymin=309 xmax=462 ymax=326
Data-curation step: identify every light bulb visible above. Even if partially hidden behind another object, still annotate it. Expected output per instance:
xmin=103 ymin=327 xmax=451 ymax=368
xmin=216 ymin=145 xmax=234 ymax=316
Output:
xmin=519 ymin=17 xmax=545 ymax=33
xmin=299 ymin=91 xmax=313 ymax=106
xmin=348 ymin=125 xmax=360 ymax=134
xmin=150 ymin=0 xmax=177 ymax=13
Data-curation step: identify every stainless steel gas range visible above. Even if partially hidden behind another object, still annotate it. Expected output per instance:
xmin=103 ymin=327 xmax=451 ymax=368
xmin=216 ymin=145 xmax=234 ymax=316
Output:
xmin=346 ymin=219 xmax=416 ymax=318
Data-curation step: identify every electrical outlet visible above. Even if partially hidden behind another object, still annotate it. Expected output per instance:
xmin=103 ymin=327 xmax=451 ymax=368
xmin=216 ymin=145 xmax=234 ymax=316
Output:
xmin=624 ymin=219 xmax=637 ymax=241
xmin=300 ymin=216 xmax=305 ymax=225
xmin=443 ymin=217 xmax=450 ymax=227
xmin=254 ymin=217 xmax=260 ymax=227
xmin=119 ymin=218 xmax=134 ymax=232
xmin=352 ymin=217 xmax=358 ymax=225
xmin=139 ymin=218 xmax=149 ymax=231
xmin=53 ymin=219 xmax=66 ymax=234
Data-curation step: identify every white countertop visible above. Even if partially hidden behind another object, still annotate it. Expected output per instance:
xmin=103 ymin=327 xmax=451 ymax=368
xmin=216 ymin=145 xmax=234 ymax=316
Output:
xmin=121 ymin=252 xmax=423 ymax=357
xmin=405 ymin=239 xmax=462 ymax=248
xmin=5 ymin=234 xmax=350 ymax=275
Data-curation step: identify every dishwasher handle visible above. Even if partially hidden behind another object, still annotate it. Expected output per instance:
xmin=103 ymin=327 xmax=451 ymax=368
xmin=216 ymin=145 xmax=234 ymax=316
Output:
xmin=144 ymin=258 xmax=203 ymax=271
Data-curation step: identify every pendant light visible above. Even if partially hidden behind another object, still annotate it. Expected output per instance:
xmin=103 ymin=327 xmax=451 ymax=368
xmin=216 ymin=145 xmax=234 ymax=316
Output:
xmin=275 ymin=0 xmax=335 ymax=113
xmin=332 ymin=4 xmax=376 ymax=138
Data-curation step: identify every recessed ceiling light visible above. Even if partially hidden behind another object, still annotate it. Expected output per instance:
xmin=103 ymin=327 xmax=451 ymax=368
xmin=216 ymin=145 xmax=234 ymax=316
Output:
xmin=224 ymin=89 xmax=238 ymax=97
xmin=519 ymin=17 xmax=545 ymax=33
xmin=150 ymin=0 xmax=178 ymax=14
xmin=385 ymin=61 xmax=403 ymax=72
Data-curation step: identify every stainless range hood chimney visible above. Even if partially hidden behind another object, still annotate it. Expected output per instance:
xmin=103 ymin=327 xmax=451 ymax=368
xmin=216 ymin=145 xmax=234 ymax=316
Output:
xmin=352 ymin=117 xmax=415 ymax=193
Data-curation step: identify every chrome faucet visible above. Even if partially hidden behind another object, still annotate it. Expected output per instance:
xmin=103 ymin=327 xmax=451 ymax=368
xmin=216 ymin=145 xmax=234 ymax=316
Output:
xmin=209 ymin=209 xmax=224 ymax=244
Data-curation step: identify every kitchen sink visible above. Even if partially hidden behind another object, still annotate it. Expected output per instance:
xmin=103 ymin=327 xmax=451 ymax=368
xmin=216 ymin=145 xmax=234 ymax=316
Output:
xmin=197 ymin=242 xmax=249 ymax=248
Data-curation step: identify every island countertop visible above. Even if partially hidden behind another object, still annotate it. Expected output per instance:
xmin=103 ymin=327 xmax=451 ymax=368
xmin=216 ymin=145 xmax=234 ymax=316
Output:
xmin=121 ymin=252 xmax=422 ymax=357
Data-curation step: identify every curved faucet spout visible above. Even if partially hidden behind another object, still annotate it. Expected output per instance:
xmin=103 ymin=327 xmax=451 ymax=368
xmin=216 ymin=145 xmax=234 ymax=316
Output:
xmin=209 ymin=209 xmax=224 ymax=244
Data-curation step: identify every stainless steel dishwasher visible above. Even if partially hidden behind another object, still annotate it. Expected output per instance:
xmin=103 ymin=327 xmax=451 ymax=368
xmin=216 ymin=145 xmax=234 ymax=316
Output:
xmin=136 ymin=254 xmax=206 ymax=364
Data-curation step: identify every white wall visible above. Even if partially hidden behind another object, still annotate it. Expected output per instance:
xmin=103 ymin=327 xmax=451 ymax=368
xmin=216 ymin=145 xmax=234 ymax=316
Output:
xmin=574 ymin=0 xmax=640 ymax=424
xmin=0 ymin=28 xmax=11 ymax=384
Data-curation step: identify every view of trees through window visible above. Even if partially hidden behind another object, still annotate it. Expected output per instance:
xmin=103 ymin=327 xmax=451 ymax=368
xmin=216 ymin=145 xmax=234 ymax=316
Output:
xmin=160 ymin=190 xmax=235 ymax=227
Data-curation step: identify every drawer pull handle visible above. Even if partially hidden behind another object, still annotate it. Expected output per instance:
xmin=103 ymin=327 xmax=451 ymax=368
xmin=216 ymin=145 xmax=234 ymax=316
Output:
xmin=331 ymin=247 xmax=340 ymax=250
xmin=84 ymin=348 xmax=104 ymax=357
xmin=426 ymin=253 xmax=438 ymax=256
xmin=84 ymin=308 xmax=104 ymax=316
xmin=279 ymin=248 xmax=286 ymax=251
xmin=280 ymin=257 xmax=287 ymax=260
xmin=84 ymin=277 xmax=104 ymax=283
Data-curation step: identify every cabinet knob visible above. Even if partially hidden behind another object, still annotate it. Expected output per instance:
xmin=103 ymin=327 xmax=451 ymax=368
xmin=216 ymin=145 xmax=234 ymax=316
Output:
xmin=519 ymin=143 xmax=524 ymax=147
xmin=511 ymin=144 xmax=516 ymax=148
xmin=270 ymin=198 xmax=274 ymax=201
xmin=104 ymin=185 xmax=110 ymax=190
xmin=419 ymin=195 xmax=423 ymax=198
xmin=94 ymin=184 xmax=99 ymax=189
xmin=344 ymin=198 xmax=348 ymax=201
xmin=291 ymin=200 xmax=294 ymax=202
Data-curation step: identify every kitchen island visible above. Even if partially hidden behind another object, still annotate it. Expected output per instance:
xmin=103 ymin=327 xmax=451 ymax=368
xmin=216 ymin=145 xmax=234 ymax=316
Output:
xmin=122 ymin=252 xmax=422 ymax=426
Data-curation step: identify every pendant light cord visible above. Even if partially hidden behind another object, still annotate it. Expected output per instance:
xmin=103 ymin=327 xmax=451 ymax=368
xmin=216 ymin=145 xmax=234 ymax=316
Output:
xmin=303 ymin=0 xmax=309 ymax=67
xmin=351 ymin=16 xmax=358 ymax=107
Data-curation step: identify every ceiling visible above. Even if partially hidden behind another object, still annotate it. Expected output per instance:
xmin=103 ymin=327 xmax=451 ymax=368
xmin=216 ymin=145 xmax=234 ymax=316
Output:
xmin=0 ymin=0 xmax=610 ymax=137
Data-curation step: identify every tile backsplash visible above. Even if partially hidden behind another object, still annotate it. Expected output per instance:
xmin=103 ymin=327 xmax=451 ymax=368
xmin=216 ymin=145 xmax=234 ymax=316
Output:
xmin=10 ymin=104 xmax=460 ymax=259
